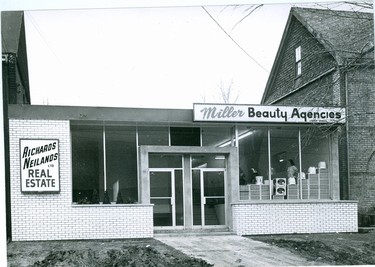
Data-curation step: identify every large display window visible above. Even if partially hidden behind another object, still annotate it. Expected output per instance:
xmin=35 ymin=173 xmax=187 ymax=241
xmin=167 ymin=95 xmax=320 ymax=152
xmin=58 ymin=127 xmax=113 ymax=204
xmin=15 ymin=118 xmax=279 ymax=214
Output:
xmin=237 ymin=126 xmax=268 ymax=185
xmin=239 ymin=126 xmax=337 ymax=201
xmin=72 ymin=125 xmax=138 ymax=204
xmin=71 ymin=125 xmax=103 ymax=204
xmin=105 ymin=126 xmax=137 ymax=203
xmin=71 ymin=123 xmax=337 ymax=204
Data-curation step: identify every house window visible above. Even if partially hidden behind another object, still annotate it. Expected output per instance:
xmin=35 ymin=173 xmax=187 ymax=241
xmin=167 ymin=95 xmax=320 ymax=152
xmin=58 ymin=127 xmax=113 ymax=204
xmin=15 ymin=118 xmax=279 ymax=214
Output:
xmin=295 ymin=46 xmax=302 ymax=76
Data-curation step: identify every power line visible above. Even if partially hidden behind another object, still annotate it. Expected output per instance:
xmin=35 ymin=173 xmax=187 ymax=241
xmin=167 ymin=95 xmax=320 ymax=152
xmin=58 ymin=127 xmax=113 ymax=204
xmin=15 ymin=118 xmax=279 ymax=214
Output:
xmin=201 ymin=6 xmax=269 ymax=73
xmin=25 ymin=12 xmax=62 ymax=66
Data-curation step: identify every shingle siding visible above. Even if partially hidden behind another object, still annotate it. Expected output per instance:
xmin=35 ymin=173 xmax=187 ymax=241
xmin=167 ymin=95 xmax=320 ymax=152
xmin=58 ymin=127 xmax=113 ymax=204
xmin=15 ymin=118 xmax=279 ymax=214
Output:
xmin=264 ymin=17 xmax=337 ymax=104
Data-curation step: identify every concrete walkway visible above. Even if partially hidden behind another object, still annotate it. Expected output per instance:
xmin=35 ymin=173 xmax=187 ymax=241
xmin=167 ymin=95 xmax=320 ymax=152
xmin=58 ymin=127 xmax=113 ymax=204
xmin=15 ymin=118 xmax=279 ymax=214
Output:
xmin=155 ymin=233 xmax=325 ymax=267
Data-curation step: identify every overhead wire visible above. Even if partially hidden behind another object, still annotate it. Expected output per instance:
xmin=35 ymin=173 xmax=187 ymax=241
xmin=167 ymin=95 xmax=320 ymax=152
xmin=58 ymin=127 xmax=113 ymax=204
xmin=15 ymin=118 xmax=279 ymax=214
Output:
xmin=201 ymin=6 xmax=269 ymax=74
xmin=25 ymin=11 xmax=62 ymax=66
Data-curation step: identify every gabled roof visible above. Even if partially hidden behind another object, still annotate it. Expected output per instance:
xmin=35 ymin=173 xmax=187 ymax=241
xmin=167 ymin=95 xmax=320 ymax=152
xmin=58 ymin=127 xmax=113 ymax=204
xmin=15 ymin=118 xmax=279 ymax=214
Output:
xmin=1 ymin=11 xmax=31 ymax=104
xmin=1 ymin=11 xmax=24 ymax=54
xmin=292 ymin=7 xmax=374 ymax=61
xmin=261 ymin=7 xmax=374 ymax=104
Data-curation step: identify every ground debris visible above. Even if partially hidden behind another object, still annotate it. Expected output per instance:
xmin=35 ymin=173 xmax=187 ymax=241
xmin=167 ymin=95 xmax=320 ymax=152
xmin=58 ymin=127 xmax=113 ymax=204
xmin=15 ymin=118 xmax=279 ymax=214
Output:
xmin=26 ymin=244 xmax=212 ymax=267
xmin=252 ymin=232 xmax=375 ymax=266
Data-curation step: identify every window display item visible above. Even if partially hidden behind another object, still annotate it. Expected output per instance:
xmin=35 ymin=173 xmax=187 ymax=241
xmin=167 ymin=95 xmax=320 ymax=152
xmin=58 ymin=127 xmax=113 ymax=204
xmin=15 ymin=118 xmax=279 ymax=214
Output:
xmin=275 ymin=178 xmax=286 ymax=195
xmin=255 ymin=176 xmax=263 ymax=185
xmin=318 ymin=161 xmax=326 ymax=169
xmin=308 ymin=166 xmax=316 ymax=174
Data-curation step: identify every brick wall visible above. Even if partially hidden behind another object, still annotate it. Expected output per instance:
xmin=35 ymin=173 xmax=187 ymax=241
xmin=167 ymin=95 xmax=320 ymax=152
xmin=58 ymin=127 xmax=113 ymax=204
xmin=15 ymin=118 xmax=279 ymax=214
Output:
xmin=232 ymin=201 xmax=358 ymax=236
xmin=347 ymin=66 xmax=375 ymax=212
xmin=9 ymin=119 xmax=153 ymax=241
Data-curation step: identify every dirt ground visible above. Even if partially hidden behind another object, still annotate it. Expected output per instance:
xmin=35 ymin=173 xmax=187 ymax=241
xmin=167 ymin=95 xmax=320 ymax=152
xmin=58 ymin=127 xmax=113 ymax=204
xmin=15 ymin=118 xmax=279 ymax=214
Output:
xmin=7 ymin=231 xmax=375 ymax=266
xmin=251 ymin=230 xmax=375 ymax=266
xmin=7 ymin=238 xmax=212 ymax=267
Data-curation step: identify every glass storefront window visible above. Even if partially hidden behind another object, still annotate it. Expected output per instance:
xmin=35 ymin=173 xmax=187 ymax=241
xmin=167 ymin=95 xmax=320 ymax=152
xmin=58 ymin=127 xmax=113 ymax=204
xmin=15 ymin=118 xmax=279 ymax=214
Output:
xmin=300 ymin=127 xmax=331 ymax=200
xmin=238 ymin=126 xmax=269 ymax=185
xmin=300 ymin=127 xmax=330 ymax=174
xmin=270 ymin=127 xmax=300 ymax=182
xmin=191 ymin=154 xmax=226 ymax=168
xmin=72 ymin=123 xmax=335 ymax=204
xmin=71 ymin=125 xmax=103 ymax=203
xmin=239 ymin=126 xmax=335 ymax=201
xmin=270 ymin=127 xmax=300 ymax=200
xmin=201 ymin=126 xmax=234 ymax=147
xmin=149 ymin=154 xmax=182 ymax=168
xmin=72 ymin=125 xmax=138 ymax=204
xmin=106 ymin=126 xmax=138 ymax=203
xmin=138 ymin=126 xmax=169 ymax=146
xmin=170 ymin=127 xmax=200 ymax=146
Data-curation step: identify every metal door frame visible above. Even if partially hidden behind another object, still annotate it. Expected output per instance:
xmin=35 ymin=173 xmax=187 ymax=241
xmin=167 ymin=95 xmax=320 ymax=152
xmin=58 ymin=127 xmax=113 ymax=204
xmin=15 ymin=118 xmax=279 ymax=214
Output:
xmin=149 ymin=168 xmax=184 ymax=229
xmin=192 ymin=168 xmax=226 ymax=229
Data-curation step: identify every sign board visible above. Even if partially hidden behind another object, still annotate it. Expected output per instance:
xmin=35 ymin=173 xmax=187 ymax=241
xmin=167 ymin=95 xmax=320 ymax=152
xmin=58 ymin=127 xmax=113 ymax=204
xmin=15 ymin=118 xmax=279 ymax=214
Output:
xmin=20 ymin=139 xmax=60 ymax=193
xmin=193 ymin=103 xmax=346 ymax=124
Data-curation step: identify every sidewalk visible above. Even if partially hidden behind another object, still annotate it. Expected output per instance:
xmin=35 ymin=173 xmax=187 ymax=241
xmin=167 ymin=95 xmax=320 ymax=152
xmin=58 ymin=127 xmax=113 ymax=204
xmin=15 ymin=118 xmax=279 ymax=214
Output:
xmin=155 ymin=233 xmax=326 ymax=267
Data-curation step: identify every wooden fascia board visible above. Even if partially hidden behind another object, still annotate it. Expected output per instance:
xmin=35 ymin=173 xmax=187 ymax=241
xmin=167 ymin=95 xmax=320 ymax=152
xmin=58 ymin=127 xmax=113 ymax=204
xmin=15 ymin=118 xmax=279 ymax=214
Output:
xmin=261 ymin=12 xmax=294 ymax=104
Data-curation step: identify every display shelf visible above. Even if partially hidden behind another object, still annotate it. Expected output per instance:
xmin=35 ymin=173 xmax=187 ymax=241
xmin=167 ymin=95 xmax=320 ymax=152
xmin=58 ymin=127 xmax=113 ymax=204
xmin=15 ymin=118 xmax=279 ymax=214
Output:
xmin=287 ymin=184 xmax=299 ymax=199
xmin=239 ymin=168 xmax=330 ymax=201
xmin=239 ymin=185 xmax=250 ymax=200
xmin=239 ymin=184 xmax=272 ymax=200
xmin=250 ymin=184 xmax=270 ymax=200
xmin=304 ymin=168 xmax=330 ymax=200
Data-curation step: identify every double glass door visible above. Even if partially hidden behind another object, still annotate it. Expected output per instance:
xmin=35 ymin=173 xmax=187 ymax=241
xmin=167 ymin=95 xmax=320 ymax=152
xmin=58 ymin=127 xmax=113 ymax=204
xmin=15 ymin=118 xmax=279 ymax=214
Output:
xmin=149 ymin=153 xmax=226 ymax=229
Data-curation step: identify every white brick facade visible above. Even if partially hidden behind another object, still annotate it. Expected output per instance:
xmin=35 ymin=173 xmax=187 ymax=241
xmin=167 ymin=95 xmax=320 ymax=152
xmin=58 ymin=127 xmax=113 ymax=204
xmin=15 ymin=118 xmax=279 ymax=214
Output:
xmin=9 ymin=119 xmax=153 ymax=241
xmin=232 ymin=200 xmax=358 ymax=236
xmin=8 ymin=118 xmax=359 ymax=240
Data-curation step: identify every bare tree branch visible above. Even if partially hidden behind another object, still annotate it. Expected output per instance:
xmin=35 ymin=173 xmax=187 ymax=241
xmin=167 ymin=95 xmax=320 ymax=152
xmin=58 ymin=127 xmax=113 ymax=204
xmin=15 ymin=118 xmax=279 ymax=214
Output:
xmin=219 ymin=79 xmax=239 ymax=104
xmin=231 ymin=4 xmax=263 ymax=31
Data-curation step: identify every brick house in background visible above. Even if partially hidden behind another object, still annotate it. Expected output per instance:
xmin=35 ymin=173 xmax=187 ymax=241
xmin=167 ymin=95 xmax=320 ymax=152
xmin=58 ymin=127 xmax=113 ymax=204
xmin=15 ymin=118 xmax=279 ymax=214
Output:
xmin=261 ymin=7 xmax=374 ymax=215
xmin=2 ymin=11 xmax=31 ymax=240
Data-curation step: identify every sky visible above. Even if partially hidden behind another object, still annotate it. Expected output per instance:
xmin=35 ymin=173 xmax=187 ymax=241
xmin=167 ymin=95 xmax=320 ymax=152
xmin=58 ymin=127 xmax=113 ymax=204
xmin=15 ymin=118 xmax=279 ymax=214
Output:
xmin=24 ymin=4 xmax=287 ymax=108
xmin=10 ymin=1 xmax=375 ymax=109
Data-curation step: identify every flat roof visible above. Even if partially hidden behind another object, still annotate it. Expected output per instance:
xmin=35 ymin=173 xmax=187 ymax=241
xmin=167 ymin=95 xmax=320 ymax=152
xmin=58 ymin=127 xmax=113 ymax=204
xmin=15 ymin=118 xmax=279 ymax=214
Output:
xmin=8 ymin=104 xmax=339 ymax=128
xmin=8 ymin=104 xmax=194 ymax=124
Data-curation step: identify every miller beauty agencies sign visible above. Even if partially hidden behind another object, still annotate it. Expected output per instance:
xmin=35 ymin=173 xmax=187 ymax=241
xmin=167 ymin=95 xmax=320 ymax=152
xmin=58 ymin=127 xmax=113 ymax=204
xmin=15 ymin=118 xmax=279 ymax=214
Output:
xmin=194 ymin=103 xmax=346 ymax=124
xmin=20 ymin=139 xmax=60 ymax=193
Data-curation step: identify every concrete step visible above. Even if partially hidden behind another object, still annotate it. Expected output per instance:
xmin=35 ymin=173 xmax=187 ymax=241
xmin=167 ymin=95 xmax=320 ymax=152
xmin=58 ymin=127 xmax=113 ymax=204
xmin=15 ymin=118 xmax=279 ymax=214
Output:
xmin=154 ymin=228 xmax=233 ymax=237
xmin=358 ymin=227 xmax=375 ymax=233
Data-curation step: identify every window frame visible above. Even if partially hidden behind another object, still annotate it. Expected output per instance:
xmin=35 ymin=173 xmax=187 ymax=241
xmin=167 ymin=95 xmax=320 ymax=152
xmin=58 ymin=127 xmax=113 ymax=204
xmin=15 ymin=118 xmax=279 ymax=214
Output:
xmin=295 ymin=46 xmax=302 ymax=77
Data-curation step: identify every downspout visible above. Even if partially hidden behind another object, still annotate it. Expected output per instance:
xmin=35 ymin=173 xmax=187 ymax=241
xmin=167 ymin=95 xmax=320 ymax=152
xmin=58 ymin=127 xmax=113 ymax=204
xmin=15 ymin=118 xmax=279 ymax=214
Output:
xmin=344 ymin=67 xmax=351 ymax=199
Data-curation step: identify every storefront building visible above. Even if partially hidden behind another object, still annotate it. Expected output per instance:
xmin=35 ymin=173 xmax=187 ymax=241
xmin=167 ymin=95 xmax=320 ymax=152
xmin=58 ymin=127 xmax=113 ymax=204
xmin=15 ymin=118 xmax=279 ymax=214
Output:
xmin=4 ymin=8 xmax=370 ymax=241
xmin=8 ymin=103 xmax=358 ymax=241
xmin=261 ymin=7 xmax=374 ymax=219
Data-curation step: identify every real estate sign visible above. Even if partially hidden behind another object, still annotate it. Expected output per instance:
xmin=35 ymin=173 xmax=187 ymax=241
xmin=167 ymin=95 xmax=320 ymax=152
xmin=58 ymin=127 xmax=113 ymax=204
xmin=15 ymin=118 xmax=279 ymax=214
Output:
xmin=20 ymin=139 xmax=60 ymax=193
xmin=193 ymin=103 xmax=346 ymax=124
